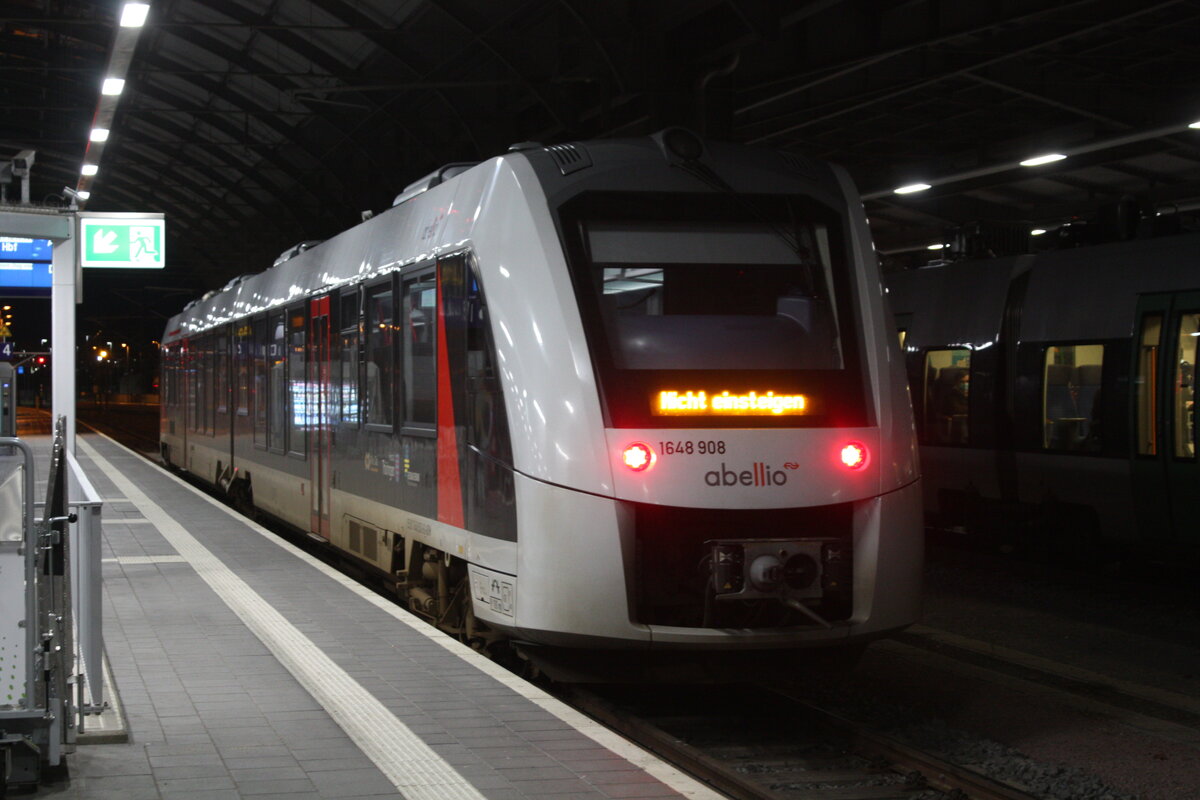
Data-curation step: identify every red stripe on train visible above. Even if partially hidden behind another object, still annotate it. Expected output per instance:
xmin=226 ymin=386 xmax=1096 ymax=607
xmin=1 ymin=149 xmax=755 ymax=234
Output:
xmin=435 ymin=268 xmax=465 ymax=528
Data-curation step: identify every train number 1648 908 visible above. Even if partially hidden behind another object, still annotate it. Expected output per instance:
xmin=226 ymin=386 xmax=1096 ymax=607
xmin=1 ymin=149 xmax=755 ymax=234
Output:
xmin=659 ymin=440 xmax=726 ymax=455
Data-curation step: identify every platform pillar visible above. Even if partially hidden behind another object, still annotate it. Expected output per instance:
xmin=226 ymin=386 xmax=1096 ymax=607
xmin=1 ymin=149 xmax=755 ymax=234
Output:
xmin=52 ymin=230 xmax=77 ymax=453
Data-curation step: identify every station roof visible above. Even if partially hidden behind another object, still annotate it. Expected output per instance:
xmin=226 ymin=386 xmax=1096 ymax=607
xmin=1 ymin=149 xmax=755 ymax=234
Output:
xmin=3 ymin=0 xmax=1200 ymax=327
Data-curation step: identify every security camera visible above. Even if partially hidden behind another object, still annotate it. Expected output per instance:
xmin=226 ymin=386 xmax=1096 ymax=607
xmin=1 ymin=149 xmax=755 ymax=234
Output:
xmin=62 ymin=186 xmax=81 ymax=199
xmin=12 ymin=149 xmax=35 ymax=176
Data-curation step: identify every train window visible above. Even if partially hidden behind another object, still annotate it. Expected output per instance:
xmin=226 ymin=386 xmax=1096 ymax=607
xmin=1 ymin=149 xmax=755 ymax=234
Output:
xmin=287 ymin=309 xmax=307 ymax=456
xmin=403 ymin=272 xmax=437 ymax=426
xmin=252 ymin=317 xmax=267 ymax=445
xmin=1173 ymin=312 xmax=1199 ymax=459
xmin=235 ymin=324 xmax=250 ymax=416
xmin=923 ymin=348 xmax=970 ymax=445
xmin=339 ymin=289 xmax=360 ymax=426
xmin=1042 ymin=345 xmax=1103 ymax=452
xmin=268 ymin=311 xmax=286 ymax=451
xmin=1136 ymin=314 xmax=1162 ymax=456
xmin=365 ymin=284 xmax=395 ymax=428
xmin=215 ymin=330 xmax=229 ymax=419
xmin=587 ymin=220 xmax=842 ymax=371
xmin=184 ymin=340 xmax=199 ymax=434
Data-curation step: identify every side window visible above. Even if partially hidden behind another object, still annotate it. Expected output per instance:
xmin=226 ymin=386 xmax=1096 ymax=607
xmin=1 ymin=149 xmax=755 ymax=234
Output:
xmin=339 ymin=289 xmax=360 ymax=426
xmin=1042 ymin=344 xmax=1104 ymax=452
xmin=252 ymin=317 xmax=267 ymax=445
xmin=922 ymin=348 xmax=971 ymax=445
xmin=403 ymin=272 xmax=438 ymax=426
xmin=188 ymin=340 xmax=200 ymax=432
xmin=268 ymin=311 xmax=286 ymax=451
xmin=365 ymin=283 xmax=395 ymax=428
xmin=1174 ymin=311 xmax=1199 ymax=460
xmin=202 ymin=335 xmax=214 ymax=434
xmin=288 ymin=308 xmax=307 ymax=456
xmin=215 ymin=330 xmax=229 ymax=419
xmin=235 ymin=324 xmax=250 ymax=416
xmin=1136 ymin=314 xmax=1162 ymax=456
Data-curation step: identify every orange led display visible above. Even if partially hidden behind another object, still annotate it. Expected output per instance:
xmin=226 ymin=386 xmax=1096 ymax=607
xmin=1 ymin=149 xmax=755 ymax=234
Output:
xmin=654 ymin=390 xmax=809 ymax=416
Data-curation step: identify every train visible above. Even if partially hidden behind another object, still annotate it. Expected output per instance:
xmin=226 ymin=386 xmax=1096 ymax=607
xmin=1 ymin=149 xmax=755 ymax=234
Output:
xmin=159 ymin=128 xmax=923 ymax=678
xmin=885 ymin=230 xmax=1200 ymax=562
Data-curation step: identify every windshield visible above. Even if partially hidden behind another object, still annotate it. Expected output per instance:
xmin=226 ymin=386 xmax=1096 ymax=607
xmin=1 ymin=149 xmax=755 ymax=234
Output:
xmin=561 ymin=192 xmax=865 ymax=428
xmin=588 ymin=218 xmax=842 ymax=371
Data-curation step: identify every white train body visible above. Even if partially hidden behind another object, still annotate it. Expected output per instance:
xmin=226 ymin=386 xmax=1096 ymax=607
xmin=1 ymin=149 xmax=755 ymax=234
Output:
xmin=161 ymin=131 xmax=922 ymax=659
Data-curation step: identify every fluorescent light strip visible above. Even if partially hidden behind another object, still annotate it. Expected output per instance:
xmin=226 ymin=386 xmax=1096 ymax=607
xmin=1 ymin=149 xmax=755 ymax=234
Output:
xmin=101 ymin=77 xmax=125 ymax=95
xmin=894 ymin=182 xmax=931 ymax=195
xmin=81 ymin=164 xmax=98 ymax=176
xmin=1019 ymin=153 xmax=1067 ymax=167
xmin=90 ymin=128 xmax=110 ymax=142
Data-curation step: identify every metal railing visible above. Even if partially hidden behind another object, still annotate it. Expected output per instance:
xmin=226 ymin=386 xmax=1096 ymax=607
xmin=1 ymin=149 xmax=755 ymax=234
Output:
xmin=0 ymin=416 xmax=104 ymax=791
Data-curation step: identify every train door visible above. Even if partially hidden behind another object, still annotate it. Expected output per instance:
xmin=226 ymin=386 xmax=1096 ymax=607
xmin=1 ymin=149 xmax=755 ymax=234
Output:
xmin=309 ymin=296 xmax=332 ymax=539
xmin=1131 ymin=292 xmax=1200 ymax=547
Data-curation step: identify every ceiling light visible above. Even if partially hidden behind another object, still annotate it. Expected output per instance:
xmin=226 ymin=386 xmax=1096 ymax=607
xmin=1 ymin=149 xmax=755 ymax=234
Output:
xmin=1031 ymin=228 xmax=1047 ymax=236
xmin=1020 ymin=153 xmax=1067 ymax=167
xmin=102 ymin=78 xmax=125 ymax=95
xmin=894 ymin=183 xmax=932 ymax=195
xmin=927 ymin=243 xmax=946 ymax=250
xmin=81 ymin=164 xmax=98 ymax=176
xmin=1190 ymin=120 xmax=1200 ymax=129
xmin=120 ymin=2 xmax=150 ymax=26
xmin=90 ymin=128 xmax=110 ymax=142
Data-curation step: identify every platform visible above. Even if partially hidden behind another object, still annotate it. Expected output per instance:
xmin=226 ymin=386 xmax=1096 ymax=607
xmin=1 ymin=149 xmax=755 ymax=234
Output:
xmin=34 ymin=432 xmax=718 ymax=800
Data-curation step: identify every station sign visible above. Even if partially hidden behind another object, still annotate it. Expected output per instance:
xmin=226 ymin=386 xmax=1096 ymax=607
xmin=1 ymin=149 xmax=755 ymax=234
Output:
xmin=79 ymin=214 xmax=165 ymax=269
xmin=0 ymin=237 xmax=53 ymax=262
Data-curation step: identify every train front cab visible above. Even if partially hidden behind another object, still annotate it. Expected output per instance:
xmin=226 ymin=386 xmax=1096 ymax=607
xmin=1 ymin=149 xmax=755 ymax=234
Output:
xmin=498 ymin=176 xmax=923 ymax=655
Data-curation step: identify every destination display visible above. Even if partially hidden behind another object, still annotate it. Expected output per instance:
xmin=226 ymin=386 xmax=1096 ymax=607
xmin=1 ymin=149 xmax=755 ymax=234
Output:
xmin=654 ymin=389 xmax=810 ymax=416
xmin=0 ymin=237 xmax=53 ymax=262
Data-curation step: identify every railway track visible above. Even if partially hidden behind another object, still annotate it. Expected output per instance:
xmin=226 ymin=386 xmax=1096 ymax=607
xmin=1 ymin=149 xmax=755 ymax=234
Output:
xmin=558 ymin=683 xmax=1042 ymax=800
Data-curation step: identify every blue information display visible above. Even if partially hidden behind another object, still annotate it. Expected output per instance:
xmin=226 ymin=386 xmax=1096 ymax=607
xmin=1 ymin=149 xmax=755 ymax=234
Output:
xmin=0 ymin=262 xmax=53 ymax=294
xmin=0 ymin=237 xmax=53 ymax=262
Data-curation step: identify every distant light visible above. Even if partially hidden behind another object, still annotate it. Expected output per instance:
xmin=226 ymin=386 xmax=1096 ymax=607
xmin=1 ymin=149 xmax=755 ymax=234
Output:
xmin=894 ymin=183 xmax=932 ymax=195
xmin=927 ymin=243 xmax=946 ymax=250
xmin=90 ymin=128 xmax=110 ymax=142
xmin=120 ymin=2 xmax=150 ymax=26
xmin=1020 ymin=153 xmax=1067 ymax=167
xmin=77 ymin=191 xmax=91 ymax=200
xmin=1031 ymin=228 xmax=1047 ymax=236
xmin=102 ymin=78 xmax=125 ymax=95
xmin=81 ymin=164 xmax=99 ymax=176
xmin=1190 ymin=120 xmax=1200 ymax=129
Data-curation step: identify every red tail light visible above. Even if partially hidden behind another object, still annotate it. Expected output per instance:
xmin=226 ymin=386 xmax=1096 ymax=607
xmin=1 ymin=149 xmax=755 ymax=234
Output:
xmin=622 ymin=442 xmax=657 ymax=472
xmin=840 ymin=442 xmax=868 ymax=470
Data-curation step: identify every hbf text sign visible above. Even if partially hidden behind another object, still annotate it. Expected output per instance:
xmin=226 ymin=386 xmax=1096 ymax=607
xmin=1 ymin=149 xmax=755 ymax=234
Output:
xmin=79 ymin=214 xmax=165 ymax=268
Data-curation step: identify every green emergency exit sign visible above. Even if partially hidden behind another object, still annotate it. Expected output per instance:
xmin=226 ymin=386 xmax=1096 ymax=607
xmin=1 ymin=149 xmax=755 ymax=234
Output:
xmin=79 ymin=216 xmax=165 ymax=268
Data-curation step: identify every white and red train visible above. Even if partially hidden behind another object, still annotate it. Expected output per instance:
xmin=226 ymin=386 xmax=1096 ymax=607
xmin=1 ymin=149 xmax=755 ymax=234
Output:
xmin=160 ymin=129 xmax=922 ymax=675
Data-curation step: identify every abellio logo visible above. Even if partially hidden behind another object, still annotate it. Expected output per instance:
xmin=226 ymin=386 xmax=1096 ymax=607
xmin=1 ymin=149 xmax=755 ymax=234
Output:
xmin=704 ymin=462 xmax=797 ymax=487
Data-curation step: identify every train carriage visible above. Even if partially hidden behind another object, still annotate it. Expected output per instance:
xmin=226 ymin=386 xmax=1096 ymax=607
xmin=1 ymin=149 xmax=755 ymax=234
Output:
xmin=161 ymin=129 xmax=922 ymax=675
xmin=887 ymin=231 xmax=1200 ymax=560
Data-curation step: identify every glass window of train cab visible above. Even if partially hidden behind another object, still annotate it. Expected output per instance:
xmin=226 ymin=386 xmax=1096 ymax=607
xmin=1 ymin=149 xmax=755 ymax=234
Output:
xmin=364 ymin=282 xmax=395 ymax=429
xmin=339 ymin=288 xmax=360 ymax=426
xmin=252 ymin=317 xmax=267 ymax=446
xmin=1174 ymin=312 xmax=1199 ymax=459
xmin=268 ymin=311 xmax=286 ymax=452
xmin=1042 ymin=344 xmax=1104 ymax=452
xmin=235 ymin=323 xmax=251 ymax=417
xmin=287 ymin=307 xmax=307 ymax=456
xmin=922 ymin=348 xmax=971 ymax=445
xmin=403 ymin=271 xmax=437 ymax=426
xmin=1136 ymin=314 xmax=1162 ymax=456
